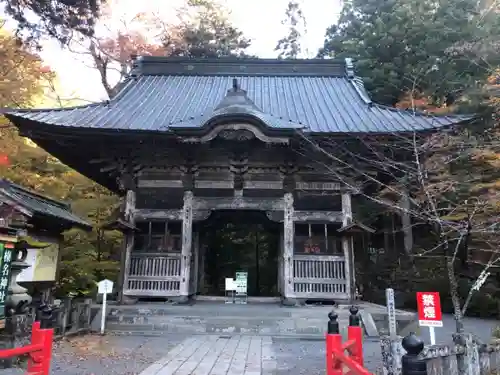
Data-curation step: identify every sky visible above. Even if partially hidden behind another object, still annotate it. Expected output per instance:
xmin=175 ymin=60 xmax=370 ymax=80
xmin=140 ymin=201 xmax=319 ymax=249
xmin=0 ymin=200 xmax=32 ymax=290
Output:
xmin=9 ymin=0 xmax=342 ymax=103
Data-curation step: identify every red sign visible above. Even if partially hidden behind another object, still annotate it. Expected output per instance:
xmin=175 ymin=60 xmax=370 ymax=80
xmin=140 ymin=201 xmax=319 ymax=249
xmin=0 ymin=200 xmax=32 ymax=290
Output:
xmin=416 ymin=292 xmax=443 ymax=327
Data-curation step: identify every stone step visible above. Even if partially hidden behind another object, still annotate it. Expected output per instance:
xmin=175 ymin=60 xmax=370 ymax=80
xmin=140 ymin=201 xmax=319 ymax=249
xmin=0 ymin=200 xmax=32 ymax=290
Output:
xmin=102 ymin=308 xmax=354 ymax=338
xmin=104 ymin=318 xmax=353 ymax=336
xmin=107 ymin=305 xmax=340 ymax=318
xmin=95 ymin=301 xmax=417 ymax=338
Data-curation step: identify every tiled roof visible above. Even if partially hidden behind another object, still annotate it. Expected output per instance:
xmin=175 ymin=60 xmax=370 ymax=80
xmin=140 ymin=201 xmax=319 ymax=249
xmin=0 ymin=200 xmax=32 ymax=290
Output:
xmin=4 ymin=58 xmax=471 ymax=134
xmin=0 ymin=180 xmax=91 ymax=229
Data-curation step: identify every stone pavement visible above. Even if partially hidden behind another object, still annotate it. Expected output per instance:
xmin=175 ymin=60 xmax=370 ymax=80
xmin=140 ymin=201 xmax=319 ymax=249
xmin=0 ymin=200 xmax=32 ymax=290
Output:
xmin=140 ymin=335 xmax=276 ymax=375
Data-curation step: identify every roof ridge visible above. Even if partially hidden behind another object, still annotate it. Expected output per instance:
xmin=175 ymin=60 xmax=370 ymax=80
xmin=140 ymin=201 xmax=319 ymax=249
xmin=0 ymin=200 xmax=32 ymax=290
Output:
xmin=134 ymin=56 xmax=347 ymax=65
xmin=130 ymin=56 xmax=349 ymax=77
xmin=0 ymin=179 xmax=70 ymax=209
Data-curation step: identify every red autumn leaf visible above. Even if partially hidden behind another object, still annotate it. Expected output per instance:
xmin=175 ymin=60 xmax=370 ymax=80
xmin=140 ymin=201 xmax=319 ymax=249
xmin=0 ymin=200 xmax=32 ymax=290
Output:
xmin=0 ymin=154 xmax=9 ymax=166
xmin=40 ymin=65 xmax=52 ymax=74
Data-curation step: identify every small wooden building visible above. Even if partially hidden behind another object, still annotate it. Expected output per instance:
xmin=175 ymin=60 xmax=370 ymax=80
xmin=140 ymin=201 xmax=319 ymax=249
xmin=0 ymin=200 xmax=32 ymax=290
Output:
xmin=0 ymin=179 xmax=91 ymax=299
xmin=4 ymin=57 xmax=468 ymax=304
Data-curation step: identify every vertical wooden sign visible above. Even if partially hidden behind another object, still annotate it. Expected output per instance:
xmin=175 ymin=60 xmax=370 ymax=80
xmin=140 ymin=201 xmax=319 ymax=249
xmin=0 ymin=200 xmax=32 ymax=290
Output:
xmin=0 ymin=242 xmax=14 ymax=329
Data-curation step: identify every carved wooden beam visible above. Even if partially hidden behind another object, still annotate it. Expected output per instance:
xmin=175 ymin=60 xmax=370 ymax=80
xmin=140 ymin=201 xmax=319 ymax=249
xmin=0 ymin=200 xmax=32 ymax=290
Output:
xmin=179 ymin=123 xmax=290 ymax=144
xmin=195 ymin=180 xmax=234 ymax=189
xmin=266 ymin=210 xmax=343 ymax=223
xmin=133 ymin=209 xmax=211 ymax=222
xmin=137 ymin=178 xmax=353 ymax=191
xmin=138 ymin=180 xmax=183 ymax=188
xmin=193 ymin=196 xmax=284 ymax=210
xmin=295 ymin=182 xmax=341 ymax=191
xmin=244 ymin=181 xmax=283 ymax=189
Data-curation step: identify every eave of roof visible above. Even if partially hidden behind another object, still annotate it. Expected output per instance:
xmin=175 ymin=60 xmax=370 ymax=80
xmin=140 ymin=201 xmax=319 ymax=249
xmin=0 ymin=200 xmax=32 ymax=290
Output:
xmin=0 ymin=179 xmax=92 ymax=230
xmin=3 ymin=57 xmax=473 ymax=136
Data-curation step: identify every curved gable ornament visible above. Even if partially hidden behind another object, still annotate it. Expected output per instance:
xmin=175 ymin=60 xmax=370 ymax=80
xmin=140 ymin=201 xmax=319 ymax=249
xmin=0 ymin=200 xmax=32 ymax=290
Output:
xmin=182 ymin=123 xmax=290 ymax=144
xmin=218 ymin=128 xmax=255 ymax=141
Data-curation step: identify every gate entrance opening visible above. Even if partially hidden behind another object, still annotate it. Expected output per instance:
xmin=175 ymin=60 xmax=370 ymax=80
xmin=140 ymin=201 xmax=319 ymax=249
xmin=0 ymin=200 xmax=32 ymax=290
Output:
xmin=197 ymin=210 xmax=280 ymax=297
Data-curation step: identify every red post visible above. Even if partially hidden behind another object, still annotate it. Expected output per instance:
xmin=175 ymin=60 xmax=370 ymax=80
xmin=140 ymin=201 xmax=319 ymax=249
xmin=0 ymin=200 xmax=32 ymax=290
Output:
xmin=326 ymin=334 xmax=334 ymax=375
xmin=41 ymin=327 xmax=54 ymax=374
xmin=27 ymin=321 xmax=43 ymax=374
xmin=326 ymin=333 xmax=343 ymax=375
xmin=347 ymin=326 xmax=364 ymax=367
xmin=26 ymin=322 xmax=54 ymax=375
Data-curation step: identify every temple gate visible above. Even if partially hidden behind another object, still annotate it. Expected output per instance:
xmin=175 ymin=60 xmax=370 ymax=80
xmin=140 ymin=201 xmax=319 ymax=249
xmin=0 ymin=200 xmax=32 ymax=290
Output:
xmin=4 ymin=57 xmax=468 ymax=305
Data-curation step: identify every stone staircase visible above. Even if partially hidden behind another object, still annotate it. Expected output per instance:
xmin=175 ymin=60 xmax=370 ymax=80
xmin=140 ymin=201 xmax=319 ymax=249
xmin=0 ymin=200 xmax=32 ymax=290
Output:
xmin=92 ymin=300 xmax=416 ymax=339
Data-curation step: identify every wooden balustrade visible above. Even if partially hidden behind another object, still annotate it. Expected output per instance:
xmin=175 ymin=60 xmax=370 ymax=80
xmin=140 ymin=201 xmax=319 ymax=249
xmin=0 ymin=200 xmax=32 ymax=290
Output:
xmin=293 ymin=255 xmax=348 ymax=299
xmin=125 ymin=253 xmax=182 ymax=297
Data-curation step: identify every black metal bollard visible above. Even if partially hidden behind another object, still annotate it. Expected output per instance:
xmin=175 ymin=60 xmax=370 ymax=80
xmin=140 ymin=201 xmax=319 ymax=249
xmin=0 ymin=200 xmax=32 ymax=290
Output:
xmin=348 ymin=305 xmax=360 ymax=327
xmin=327 ymin=311 xmax=339 ymax=334
xmin=402 ymin=333 xmax=427 ymax=375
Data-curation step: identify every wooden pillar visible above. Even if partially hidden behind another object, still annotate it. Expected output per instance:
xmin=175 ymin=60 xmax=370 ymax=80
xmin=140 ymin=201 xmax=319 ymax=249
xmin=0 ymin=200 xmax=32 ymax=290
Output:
xmin=120 ymin=189 xmax=136 ymax=303
xmin=341 ymin=192 xmax=355 ymax=302
xmin=278 ymin=230 xmax=284 ymax=295
xmin=179 ymin=190 xmax=193 ymax=302
xmin=282 ymin=192 xmax=296 ymax=305
xmin=400 ymin=192 xmax=414 ymax=255
xmin=191 ymin=230 xmax=200 ymax=295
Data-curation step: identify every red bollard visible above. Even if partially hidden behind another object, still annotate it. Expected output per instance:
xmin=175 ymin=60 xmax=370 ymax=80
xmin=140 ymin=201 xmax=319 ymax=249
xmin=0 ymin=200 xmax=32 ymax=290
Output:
xmin=347 ymin=326 xmax=364 ymax=367
xmin=326 ymin=333 xmax=343 ymax=375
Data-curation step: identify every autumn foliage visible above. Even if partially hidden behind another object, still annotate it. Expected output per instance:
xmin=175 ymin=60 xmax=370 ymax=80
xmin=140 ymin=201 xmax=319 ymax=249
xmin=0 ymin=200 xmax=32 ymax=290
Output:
xmin=0 ymin=26 xmax=54 ymax=107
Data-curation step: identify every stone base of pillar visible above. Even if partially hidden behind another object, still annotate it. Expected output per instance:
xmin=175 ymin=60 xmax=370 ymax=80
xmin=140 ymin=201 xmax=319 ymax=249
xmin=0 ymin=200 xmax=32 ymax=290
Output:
xmin=173 ymin=295 xmax=191 ymax=305
xmin=281 ymin=296 xmax=299 ymax=307
xmin=119 ymin=295 xmax=138 ymax=305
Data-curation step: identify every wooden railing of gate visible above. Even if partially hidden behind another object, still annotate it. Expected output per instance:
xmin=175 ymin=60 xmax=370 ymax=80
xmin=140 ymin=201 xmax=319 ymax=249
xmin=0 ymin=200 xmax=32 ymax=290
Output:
xmin=126 ymin=253 xmax=181 ymax=296
xmin=294 ymin=255 xmax=347 ymax=299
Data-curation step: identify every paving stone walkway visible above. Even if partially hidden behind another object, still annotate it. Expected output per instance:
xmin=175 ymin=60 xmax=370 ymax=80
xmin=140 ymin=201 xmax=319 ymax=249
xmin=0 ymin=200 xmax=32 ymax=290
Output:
xmin=140 ymin=335 xmax=276 ymax=375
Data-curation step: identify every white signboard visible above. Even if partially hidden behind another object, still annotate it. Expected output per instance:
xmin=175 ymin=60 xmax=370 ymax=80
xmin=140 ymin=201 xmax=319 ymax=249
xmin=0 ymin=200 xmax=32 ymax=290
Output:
xmin=98 ymin=279 xmax=114 ymax=294
xmin=17 ymin=244 xmax=60 ymax=283
xmin=97 ymin=279 xmax=114 ymax=335
xmin=225 ymin=278 xmax=235 ymax=291
xmin=16 ymin=249 xmax=37 ymax=282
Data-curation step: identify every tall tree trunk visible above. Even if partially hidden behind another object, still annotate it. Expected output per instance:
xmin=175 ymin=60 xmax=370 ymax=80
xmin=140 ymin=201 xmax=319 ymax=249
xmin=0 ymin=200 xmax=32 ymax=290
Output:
xmin=446 ymin=257 xmax=464 ymax=333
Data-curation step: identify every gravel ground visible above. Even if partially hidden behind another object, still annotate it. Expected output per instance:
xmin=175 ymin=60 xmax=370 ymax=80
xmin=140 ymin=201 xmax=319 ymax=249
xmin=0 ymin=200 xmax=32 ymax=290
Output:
xmin=1 ymin=333 xmax=188 ymax=375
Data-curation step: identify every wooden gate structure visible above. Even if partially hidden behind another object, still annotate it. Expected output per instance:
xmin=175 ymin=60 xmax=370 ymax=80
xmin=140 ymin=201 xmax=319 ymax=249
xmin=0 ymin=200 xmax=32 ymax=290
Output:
xmin=4 ymin=57 xmax=469 ymax=304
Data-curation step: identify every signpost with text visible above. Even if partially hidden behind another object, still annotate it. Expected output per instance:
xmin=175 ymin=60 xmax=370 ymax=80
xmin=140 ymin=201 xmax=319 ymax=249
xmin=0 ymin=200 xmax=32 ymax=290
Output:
xmin=97 ymin=279 xmax=114 ymax=335
xmin=416 ymin=291 xmax=443 ymax=345
xmin=0 ymin=242 xmax=14 ymax=330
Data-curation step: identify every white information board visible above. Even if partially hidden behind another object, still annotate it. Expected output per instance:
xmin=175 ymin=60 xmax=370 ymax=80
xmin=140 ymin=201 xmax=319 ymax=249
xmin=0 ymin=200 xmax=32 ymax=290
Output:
xmin=225 ymin=278 xmax=235 ymax=291
xmin=97 ymin=279 xmax=114 ymax=335
xmin=98 ymin=279 xmax=114 ymax=294
xmin=234 ymin=272 xmax=248 ymax=304
xmin=225 ymin=278 xmax=235 ymax=304
xmin=235 ymin=272 xmax=248 ymax=293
